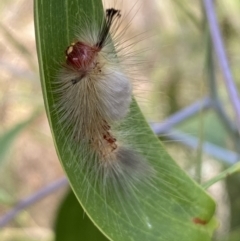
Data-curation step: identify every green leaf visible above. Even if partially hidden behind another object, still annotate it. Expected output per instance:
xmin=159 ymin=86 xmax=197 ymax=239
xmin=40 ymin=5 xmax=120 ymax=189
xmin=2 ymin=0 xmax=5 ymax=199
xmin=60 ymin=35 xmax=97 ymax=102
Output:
xmin=34 ymin=0 xmax=216 ymax=240
xmin=0 ymin=111 xmax=39 ymax=165
xmin=55 ymin=189 xmax=109 ymax=241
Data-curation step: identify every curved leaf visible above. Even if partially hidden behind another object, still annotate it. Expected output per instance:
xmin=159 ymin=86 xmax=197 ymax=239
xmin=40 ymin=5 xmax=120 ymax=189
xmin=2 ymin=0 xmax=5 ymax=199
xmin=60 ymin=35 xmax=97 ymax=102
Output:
xmin=55 ymin=189 xmax=109 ymax=241
xmin=34 ymin=0 xmax=216 ymax=240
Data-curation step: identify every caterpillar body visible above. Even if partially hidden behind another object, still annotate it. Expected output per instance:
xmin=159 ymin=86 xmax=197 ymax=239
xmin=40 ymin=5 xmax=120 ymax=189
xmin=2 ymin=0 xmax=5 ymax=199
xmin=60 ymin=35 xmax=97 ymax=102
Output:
xmin=55 ymin=7 xmax=154 ymax=197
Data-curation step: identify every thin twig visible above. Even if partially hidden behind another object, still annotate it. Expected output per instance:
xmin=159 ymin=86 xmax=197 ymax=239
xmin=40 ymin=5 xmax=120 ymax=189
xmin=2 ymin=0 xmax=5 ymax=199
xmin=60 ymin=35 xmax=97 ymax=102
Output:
xmin=154 ymin=129 xmax=240 ymax=165
xmin=0 ymin=177 xmax=68 ymax=228
xmin=203 ymin=0 xmax=240 ymax=132
xmin=203 ymin=162 xmax=240 ymax=189
xmin=205 ymin=30 xmax=240 ymax=152
xmin=151 ymin=97 xmax=212 ymax=133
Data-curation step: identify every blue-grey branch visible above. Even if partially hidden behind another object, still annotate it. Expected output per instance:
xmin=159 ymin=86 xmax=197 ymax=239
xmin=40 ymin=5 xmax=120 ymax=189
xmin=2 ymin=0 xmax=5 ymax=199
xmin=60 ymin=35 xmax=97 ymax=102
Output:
xmin=203 ymin=0 xmax=240 ymax=132
xmin=0 ymin=177 xmax=68 ymax=228
xmin=151 ymin=97 xmax=212 ymax=134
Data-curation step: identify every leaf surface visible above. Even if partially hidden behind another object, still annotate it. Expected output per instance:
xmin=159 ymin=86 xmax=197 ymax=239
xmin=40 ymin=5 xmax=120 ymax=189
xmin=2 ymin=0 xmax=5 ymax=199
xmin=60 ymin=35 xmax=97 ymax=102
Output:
xmin=34 ymin=1 xmax=216 ymax=240
xmin=55 ymin=189 xmax=109 ymax=241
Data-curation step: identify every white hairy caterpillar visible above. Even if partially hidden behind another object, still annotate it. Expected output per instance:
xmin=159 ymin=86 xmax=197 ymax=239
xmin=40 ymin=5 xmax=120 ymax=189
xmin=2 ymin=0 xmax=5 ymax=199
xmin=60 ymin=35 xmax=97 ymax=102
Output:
xmin=54 ymin=5 xmax=155 ymax=197
xmin=34 ymin=0 xmax=216 ymax=238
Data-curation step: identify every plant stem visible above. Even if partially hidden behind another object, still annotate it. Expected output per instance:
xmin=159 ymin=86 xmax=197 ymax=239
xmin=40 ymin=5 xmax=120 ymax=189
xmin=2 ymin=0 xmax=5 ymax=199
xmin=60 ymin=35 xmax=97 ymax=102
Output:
xmin=203 ymin=0 xmax=240 ymax=133
xmin=202 ymin=162 xmax=240 ymax=189
xmin=0 ymin=177 xmax=68 ymax=228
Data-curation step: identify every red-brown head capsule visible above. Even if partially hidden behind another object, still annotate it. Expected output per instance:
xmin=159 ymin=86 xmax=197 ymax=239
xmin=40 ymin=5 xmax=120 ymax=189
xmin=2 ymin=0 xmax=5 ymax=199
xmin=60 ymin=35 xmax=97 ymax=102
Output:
xmin=65 ymin=42 xmax=99 ymax=70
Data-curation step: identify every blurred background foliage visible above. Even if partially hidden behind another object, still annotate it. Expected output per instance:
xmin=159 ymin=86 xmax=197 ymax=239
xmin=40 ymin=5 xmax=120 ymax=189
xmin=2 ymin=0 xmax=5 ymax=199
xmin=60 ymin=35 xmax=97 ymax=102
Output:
xmin=0 ymin=0 xmax=240 ymax=240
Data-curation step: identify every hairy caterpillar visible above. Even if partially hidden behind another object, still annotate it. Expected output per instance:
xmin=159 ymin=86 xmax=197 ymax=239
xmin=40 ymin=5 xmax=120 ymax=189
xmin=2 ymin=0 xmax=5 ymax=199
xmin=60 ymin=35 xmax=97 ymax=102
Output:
xmin=54 ymin=6 xmax=154 ymax=197
xmin=34 ymin=0 xmax=216 ymax=239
